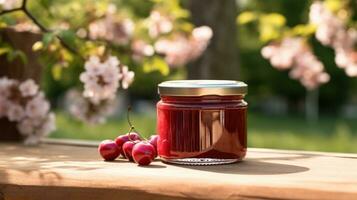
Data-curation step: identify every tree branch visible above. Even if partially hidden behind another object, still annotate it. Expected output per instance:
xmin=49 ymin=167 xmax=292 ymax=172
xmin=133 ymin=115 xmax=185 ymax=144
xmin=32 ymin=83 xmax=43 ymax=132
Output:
xmin=22 ymin=0 xmax=84 ymax=60
xmin=0 ymin=0 xmax=85 ymax=60
xmin=22 ymin=7 xmax=49 ymax=32
xmin=0 ymin=7 xmax=22 ymax=15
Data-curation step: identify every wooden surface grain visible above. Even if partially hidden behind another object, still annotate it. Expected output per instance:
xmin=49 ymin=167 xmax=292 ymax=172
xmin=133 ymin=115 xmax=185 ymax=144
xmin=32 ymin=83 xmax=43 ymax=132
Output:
xmin=0 ymin=141 xmax=356 ymax=200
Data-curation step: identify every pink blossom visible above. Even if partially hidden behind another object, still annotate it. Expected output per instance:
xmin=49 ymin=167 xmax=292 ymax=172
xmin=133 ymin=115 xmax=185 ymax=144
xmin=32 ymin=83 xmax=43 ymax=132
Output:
xmin=192 ymin=26 xmax=213 ymax=41
xmin=131 ymin=40 xmax=155 ymax=62
xmin=36 ymin=113 xmax=56 ymax=137
xmin=88 ymin=6 xmax=134 ymax=45
xmin=0 ymin=77 xmax=55 ymax=144
xmin=19 ymin=79 xmax=38 ymax=97
xmin=66 ymin=89 xmax=117 ymax=124
xmin=0 ymin=77 xmax=16 ymax=98
xmin=309 ymin=1 xmax=357 ymax=77
xmin=80 ymin=56 xmax=121 ymax=104
xmin=25 ymin=92 xmax=50 ymax=118
xmin=17 ymin=118 xmax=35 ymax=136
xmin=262 ymin=37 xmax=329 ymax=90
xmin=23 ymin=134 xmax=41 ymax=146
xmin=0 ymin=0 xmax=19 ymax=10
xmin=155 ymin=35 xmax=191 ymax=67
xmin=6 ymin=103 xmax=25 ymax=122
xmin=154 ymin=26 xmax=213 ymax=67
xmin=189 ymin=26 xmax=213 ymax=61
xmin=261 ymin=45 xmax=278 ymax=59
xmin=346 ymin=65 xmax=357 ymax=77
xmin=120 ymin=65 xmax=135 ymax=89
xmin=147 ymin=10 xmax=173 ymax=38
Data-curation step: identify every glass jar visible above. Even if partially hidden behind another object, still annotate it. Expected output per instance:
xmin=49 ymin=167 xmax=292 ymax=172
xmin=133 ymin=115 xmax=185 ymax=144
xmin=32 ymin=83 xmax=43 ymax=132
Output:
xmin=157 ymin=80 xmax=248 ymax=165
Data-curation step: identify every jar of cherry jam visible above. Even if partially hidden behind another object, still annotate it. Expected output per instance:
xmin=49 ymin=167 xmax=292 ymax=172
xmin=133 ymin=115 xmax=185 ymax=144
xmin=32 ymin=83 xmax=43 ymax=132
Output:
xmin=157 ymin=80 xmax=248 ymax=165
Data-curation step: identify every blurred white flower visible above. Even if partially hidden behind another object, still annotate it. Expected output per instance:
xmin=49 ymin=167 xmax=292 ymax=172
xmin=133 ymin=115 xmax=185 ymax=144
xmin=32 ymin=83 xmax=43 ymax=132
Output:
xmin=262 ymin=37 xmax=329 ymax=90
xmin=0 ymin=0 xmax=19 ymax=10
xmin=154 ymin=26 xmax=213 ymax=67
xmin=131 ymin=40 xmax=155 ymax=62
xmin=309 ymin=1 xmax=325 ymax=25
xmin=88 ymin=7 xmax=134 ymax=45
xmin=17 ymin=118 xmax=35 ymax=136
xmin=261 ymin=45 xmax=277 ymax=59
xmin=23 ymin=134 xmax=41 ymax=146
xmin=147 ymin=10 xmax=173 ymax=38
xmin=155 ymin=35 xmax=191 ymax=67
xmin=0 ymin=77 xmax=16 ymax=98
xmin=66 ymin=89 xmax=117 ymax=124
xmin=189 ymin=26 xmax=213 ymax=61
xmin=0 ymin=77 xmax=55 ymax=145
xmin=120 ymin=65 xmax=135 ymax=89
xmin=6 ymin=103 xmax=25 ymax=122
xmin=19 ymin=79 xmax=38 ymax=97
xmin=36 ymin=113 xmax=56 ymax=137
xmin=25 ymin=92 xmax=50 ymax=118
xmin=81 ymin=56 xmax=121 ymax=104
xmin=309 ymin=1 xmax=357 ymax=77
xmin=13 ymin=22 xmax=41 ymax=33
xmin=76 ymin=28 xmax=87 ymax=38
xmin=346 ymin=64 xmax=357 ymax=77
xmin=192 ymin=26 xmax=213 ymax=41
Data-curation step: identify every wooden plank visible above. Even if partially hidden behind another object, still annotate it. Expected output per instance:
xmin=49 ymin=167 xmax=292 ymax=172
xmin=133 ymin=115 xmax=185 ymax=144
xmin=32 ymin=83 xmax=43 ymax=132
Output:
xmin=0 ymin=142 xmax=357 ymax=200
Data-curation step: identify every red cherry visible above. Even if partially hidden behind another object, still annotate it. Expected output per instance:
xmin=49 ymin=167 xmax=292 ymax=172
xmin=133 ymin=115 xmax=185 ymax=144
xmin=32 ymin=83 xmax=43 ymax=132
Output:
xmin=115 ymin=135 xmax=129 ymax=147
xmin=115 ymin=135 xmax=129 ymax=158
xmin=148 ymin=135 xmax=158 ymax=148
xmin=98 ymin=140 xmax=120 ymax=161
xmin=122 ymin=140 xmax=138 ymax=161
xmin=132 ymin=141 xmax=156 ymax=166
xmin=148 ymin=135 xmax=159 ymax=158
xmin=115 ymin=133 xmax=142 ymax=158
xmin=128 ymin=132 xmax=141 ymax=141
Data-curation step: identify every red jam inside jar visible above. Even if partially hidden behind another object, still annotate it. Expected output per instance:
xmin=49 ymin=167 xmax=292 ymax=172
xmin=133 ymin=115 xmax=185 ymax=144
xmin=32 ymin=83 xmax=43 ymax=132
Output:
xmin=157 ymin=80 xmax=248 ymax=165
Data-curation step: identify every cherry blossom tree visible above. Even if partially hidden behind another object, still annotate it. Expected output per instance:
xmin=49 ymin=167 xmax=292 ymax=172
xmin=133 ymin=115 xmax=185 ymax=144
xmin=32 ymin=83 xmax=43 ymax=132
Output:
xmin=238 ymin=0 xmax=356 ymax=121
xmin=0 ymin=0 xmax=213 ymax=124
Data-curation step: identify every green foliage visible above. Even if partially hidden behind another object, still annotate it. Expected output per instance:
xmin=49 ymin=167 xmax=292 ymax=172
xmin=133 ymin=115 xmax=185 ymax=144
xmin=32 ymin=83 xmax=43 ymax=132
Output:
xmin=237 ymin=12 xmax=287 ymax=42
xmin=143 ymin=56 xmax=170 ymax=76
xmin=289 ymin=24 xmax=316 ymax=37
xmin=237 ymin=11 xmax=257 ymax=24
xmin=0 ymin=39 xmax=27 ymax=64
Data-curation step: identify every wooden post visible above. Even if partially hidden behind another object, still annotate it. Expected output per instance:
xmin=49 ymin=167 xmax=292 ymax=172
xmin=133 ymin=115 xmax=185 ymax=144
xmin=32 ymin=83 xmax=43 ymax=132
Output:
xmin=0 ymin=28 xmax=42 ymax=141
xmin=187 ymin=0 xmax=240 ymax=80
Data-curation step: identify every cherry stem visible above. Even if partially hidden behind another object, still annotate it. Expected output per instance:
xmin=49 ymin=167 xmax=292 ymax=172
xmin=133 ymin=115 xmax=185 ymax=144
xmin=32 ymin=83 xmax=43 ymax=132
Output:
xmin=126 ymin=106 xmax=147 ymax=141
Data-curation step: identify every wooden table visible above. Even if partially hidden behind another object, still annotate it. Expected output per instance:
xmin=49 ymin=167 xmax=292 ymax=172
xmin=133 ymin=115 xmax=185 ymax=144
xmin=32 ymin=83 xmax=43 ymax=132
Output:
xmin=0 ymin=140 xmax=357 ymax=200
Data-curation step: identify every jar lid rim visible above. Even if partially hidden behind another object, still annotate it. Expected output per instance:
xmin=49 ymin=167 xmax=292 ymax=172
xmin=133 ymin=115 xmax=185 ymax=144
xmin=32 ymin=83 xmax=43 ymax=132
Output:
xmin=158 ymin=80 xmax=247 ymax=96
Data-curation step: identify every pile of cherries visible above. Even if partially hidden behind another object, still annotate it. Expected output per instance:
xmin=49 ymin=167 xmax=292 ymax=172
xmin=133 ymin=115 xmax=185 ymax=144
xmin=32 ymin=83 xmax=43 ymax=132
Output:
xmin=98 ymin=132 xmax=158 ymax=165
xmin=98 ymin=107 xmax=158 ymax=166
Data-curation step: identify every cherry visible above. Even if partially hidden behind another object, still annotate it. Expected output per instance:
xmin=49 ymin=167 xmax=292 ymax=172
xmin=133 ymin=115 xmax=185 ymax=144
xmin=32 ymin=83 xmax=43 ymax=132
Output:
xmin=115 ymin=135 xmax=129 ymax=147
xmin=148 ymin=135 xmax=159 ymax=158
xmin=122 ymin=140 xmax=138 ymax=161
xmin=98 ymin=140 xmax=121 ymax=161
xmin=128 ymin=132 xmax=141 ymax=141
xmin=115 ymin=132 xmax=142 ymax=158
xmin=132 ymin=141 xmax=156 ymax=166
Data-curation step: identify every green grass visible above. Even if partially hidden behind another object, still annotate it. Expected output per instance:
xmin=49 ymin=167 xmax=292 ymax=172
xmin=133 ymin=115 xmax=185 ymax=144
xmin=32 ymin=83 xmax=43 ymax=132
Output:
xmin=51 ymin=112 xmax=357 ymax=153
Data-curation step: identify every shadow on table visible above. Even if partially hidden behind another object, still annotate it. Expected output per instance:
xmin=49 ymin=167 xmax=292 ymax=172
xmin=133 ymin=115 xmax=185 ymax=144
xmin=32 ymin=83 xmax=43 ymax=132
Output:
xmin=169 ymin=149 xmax=321 ymax=175
xmin=172 ymin=159 xmax=309 ymax=175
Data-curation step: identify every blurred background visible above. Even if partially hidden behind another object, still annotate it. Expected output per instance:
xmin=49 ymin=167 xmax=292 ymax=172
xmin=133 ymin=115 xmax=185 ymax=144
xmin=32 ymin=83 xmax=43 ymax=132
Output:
xmin=0 ymin=0 xmax=357 ymax=152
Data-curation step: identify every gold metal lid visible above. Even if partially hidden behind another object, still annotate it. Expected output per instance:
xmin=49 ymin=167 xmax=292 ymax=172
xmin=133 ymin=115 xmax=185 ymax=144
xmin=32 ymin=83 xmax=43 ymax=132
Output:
xmin=158 ymin=80 xmax=247 ymax=96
